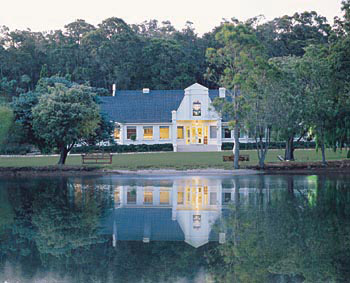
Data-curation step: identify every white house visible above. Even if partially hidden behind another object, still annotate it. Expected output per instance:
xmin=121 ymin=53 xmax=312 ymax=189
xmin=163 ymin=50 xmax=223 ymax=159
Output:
xmin=100 ymin=83 xmax=254 ymax=152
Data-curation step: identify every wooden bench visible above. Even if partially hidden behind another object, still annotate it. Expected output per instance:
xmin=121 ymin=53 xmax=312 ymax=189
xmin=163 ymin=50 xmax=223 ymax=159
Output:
xmin=223 ymin=154 xmax=250 ymax=162
xmin=82 ymin=153 xmax=113 ymax=164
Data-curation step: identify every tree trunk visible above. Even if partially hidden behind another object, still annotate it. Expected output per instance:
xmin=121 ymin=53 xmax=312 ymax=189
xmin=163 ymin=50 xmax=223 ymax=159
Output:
xmin=284 ymin=136 xmax=295 ymax=161
xmin=286 ymin=175 xmax=294 ymax=195
xmin=321 ymin=142 xmax=327 ymax=166
xmin=256 ymin=128 xmax=271 ymax=169
xmin=233 ymin=122 xmax=240 ymax=169
xmin=58 ymin=146 xmax=68 ymax=165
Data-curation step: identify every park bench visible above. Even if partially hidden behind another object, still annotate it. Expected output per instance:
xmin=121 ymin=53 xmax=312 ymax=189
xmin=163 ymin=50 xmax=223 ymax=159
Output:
xmin=223 ymin=154 xmax=250 ymax=162
xmin=82 ymin=152 xmax=113 ymax=164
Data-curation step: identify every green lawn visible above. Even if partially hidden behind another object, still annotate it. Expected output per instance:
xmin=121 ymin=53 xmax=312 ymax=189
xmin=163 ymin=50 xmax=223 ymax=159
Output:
xmin=0 ymin=149 xmax=348 ymax=170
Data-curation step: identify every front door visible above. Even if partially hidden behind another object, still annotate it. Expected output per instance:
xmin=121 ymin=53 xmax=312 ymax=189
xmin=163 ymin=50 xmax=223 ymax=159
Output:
xmin=191 ymin=126 xmax=203 ymax=144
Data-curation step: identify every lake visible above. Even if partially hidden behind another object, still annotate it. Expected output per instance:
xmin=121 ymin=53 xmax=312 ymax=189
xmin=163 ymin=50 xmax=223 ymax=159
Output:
xmin=0 ymin=174 xmax=349 ymax=282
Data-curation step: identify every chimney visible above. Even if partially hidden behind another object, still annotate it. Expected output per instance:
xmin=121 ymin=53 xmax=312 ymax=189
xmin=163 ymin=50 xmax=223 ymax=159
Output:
xmin=219 ymin=87 xmax=226 ymax=98
xmin=112 ymin=84 xmax=116 ymax=96
xmin=143 ymin=88 xmax=150 ymax=94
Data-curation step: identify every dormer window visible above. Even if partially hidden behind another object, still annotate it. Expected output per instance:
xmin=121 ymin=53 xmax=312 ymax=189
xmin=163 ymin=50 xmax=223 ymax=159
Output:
xmin=193 ymin=101 xmax=201 ymax=116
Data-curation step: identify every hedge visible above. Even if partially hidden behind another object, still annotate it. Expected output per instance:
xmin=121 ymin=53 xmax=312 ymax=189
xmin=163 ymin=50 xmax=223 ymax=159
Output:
xmin=71 ymin=143 xmax=174 ymax=154
xmin=221 ymin=141 xmax=316 ymax=150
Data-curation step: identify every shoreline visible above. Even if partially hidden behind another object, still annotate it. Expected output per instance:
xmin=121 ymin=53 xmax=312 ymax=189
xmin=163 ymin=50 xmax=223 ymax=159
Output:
xmin=1 ymin=165 xmax=350 ymax=177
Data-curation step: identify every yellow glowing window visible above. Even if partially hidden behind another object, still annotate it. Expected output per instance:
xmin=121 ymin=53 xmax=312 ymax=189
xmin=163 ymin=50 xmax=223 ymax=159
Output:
xmin=114 ymin=189 xmax=120 ymax=204
xmin=177 ymin=191 xmax=184 ymax=204
xmin=160 ymin=191 xmax=170 ymax=204
xmin=144 ymin=191 xmax=153 ymax=204
xmin=177 ymin=126 xmax=184 ymax=139
xmin=159 ymin=126 xmax=170 ymax=139
xmin=114 ymin=126 xmax=120 ymax=140
xmin=143 ymin=126 xmax=153 ymax=140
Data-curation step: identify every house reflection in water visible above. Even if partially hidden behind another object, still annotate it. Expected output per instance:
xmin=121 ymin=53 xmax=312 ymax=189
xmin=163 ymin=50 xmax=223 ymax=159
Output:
xmin=101 ymin=177 xmax=235 ymax=248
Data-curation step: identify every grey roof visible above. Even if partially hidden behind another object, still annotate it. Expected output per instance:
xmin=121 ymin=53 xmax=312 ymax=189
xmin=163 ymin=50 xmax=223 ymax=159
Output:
xmin=100 ymin=208 xmax=185 ymax=241
xmin=99 ymin=89 xmax=222 ymax=123
xmin=99 ymin=207 xmax=222 ymax=243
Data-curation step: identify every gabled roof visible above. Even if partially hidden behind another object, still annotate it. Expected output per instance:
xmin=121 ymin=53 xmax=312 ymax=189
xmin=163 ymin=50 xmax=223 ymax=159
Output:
xmin=99 ymin=89 xmax=222 ymax=123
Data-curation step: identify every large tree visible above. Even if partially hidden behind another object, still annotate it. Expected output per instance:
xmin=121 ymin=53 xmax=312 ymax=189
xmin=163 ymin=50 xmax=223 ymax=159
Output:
xmin=32 ymin=83 xmax=100 ymax=165
xmin=207 ymin=21 xmax=265 ymax=169
xmin=299 ymin=45 xmax=334 ymax=165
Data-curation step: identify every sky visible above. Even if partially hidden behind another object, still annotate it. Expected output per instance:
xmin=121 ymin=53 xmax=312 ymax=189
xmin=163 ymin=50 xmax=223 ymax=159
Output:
xmin=0 ymin=0 xmax=343 ymax=34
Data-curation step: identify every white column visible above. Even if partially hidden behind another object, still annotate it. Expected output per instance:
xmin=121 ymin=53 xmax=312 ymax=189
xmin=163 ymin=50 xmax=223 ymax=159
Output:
xmin=172 ymin=184 xmax=178 ymax=220
xmin=136 ymin=125 xmax=143 ymax=143
xmin=120 ymin=124 xmax=125 ymax=145
xmin=172 ymin=110 xmax=177 ymax=152
xmin=136 ymin=187 xmax=143 ymax=205
xmin=217 ymin=118 xmax=222 ymax=151
xmin=153 ymin=187 xmax=160 ymax=205
xmin=120 ymin=186 xmax=127 ymax=207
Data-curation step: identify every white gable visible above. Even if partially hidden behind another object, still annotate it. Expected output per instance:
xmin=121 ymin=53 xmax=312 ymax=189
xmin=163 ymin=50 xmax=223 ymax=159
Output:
xmin=175 ymin=83 xmax=219 ymax=120
xmin=184 ymin=83 xmax=208 ymax=91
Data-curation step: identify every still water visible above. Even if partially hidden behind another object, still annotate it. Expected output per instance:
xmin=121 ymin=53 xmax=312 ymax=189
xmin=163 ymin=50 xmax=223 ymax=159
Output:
xmin=0 ymin=174 xmax=349 ymax=283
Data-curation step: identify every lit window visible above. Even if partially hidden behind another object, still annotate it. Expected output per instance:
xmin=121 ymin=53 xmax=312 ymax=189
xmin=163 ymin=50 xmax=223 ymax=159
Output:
xmin=160 ymin=191 xmax=170 ymax=204
xmin=177 ymin=126 xmax=184 ymax=139
xmin=222 ymin=127 xmax=231 ymax=139
xmin=177 ymin=191 xmax=184 ymax=204
xmin=127 ymin=126 xmax=136 ymax=140
xmin=114 ymin=189 xmax=120 ymax=204
xmin=144 ymin=191 xmax=153 ymax=204
xmin=210 ymin=126 xmax=217 ymax=139
xmin=114 ymin=125 xmax=120 ymax=140
xmin=193 ymin=101 xmax=201 ymax=116
xmin=160 ymin=126 xmax=170 ymax=139
xmin=143 ymin=126 xmax=153 ymax=140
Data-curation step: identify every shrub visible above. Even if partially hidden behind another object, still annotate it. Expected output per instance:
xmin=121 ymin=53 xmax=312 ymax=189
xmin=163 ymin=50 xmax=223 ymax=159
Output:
xmin=71 ymin=143 xmax=173 ymax=154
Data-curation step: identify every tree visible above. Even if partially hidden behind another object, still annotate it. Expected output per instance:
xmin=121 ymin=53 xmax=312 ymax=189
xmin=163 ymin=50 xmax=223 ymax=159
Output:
xmin=0 ymin=104 xmax=13 ymax=145
xmin=32 ymin=83 xmax=100 ymax=164
xmin=299 ymin=45 xmax=334 ymax=165
xmin=267 ymin=57 xmax=308 ymax=161
xmin=243 ymin=59 xmax=276 ymax=168
xmin=207 ymin=21 xmax=264 ymax=169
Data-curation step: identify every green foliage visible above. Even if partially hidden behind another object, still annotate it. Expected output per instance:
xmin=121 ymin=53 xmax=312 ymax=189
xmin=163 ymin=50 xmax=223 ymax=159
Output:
xmin=0 ymin=105 xmax=14 ymax=145
xmin=71 ymin=143 xmax=173 ymax=153
xmin=32 ymin=83 xmax=100 ymax=164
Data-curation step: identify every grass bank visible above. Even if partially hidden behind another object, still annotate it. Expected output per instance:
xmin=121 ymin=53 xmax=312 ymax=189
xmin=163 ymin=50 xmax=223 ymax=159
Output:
xmin=0 ymin=149 xmax=348 ymax=170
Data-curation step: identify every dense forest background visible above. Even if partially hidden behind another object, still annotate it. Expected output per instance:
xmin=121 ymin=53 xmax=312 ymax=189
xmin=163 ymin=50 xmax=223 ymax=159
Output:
xmin=0 ymin=10 xmax=337 ymax=99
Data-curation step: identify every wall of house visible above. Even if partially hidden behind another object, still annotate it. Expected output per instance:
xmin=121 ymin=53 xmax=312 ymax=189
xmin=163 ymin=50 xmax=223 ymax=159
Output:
xmin=115 ymin=123 xmax=173 ymax=145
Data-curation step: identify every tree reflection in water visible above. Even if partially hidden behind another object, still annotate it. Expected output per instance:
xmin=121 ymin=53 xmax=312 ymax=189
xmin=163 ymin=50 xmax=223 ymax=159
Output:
xmin=0 ymin=175 xmax=349 ymax=282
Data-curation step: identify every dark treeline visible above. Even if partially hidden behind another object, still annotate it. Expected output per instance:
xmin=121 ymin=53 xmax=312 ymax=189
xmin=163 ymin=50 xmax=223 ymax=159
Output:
xmin=0 ymin=11 xmax=334 ymax=98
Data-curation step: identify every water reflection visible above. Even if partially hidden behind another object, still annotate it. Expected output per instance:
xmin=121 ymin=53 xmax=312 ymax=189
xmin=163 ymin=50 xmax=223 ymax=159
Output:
xmin=0 ymin=174 xmax=349 ymax=282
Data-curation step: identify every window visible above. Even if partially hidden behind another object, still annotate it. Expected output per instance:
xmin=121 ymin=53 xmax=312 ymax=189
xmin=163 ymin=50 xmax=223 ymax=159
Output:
xmin=177 ymin=126 xmax=184 ymax=139
xmin=114 ymin=189 xmax=120 ymax=204
xmin=143 ymin=126 xmax=153 ymax=140
xmin=222 ymin=127 xmax=231 ymax=139
xmin=177 ymin=191 xmax=184 ymax=204
xmin=222 ymin=192 xmax=231 ymax=204
xmin=160 ymin=191 xmax=170 ymax=204
xmin=160 ymin=126 xmax=170 ymax=139
xmin=210 ymin=126 xmax=217 ymax=139
xmin=144 ymin=191 xmax=153 ymax=204
xmin=127 ymin=126 xmax=136 ymax=140
xmin=193 ymin=101 xmax=201 ymax=116
xmin=114 ymin=125 xmax=120 ymax=140
xmin=127 ymin=188 xmax=136 ymax=204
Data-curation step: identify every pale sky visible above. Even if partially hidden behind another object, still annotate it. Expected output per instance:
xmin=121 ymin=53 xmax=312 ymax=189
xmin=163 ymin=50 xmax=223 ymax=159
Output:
xmin=0 ymin=0 xmax=343 ymax=34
